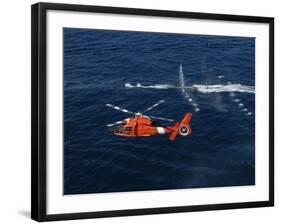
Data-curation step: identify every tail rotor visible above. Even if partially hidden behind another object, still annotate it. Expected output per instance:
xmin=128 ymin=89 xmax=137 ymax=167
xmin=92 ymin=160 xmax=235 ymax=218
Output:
xmin=169 ymin=113 xmax=192 ymax=141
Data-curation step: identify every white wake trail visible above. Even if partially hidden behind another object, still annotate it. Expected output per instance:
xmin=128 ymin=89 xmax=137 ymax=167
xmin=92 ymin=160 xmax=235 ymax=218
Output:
xmin=193 ymin=84 xmax=255 ymax=94
xmin=125 ymin=82 xmax=173 ymax=89
xmin=125 ymin=83 xmax=255 ymax=94
xmin=124 ymin=64 xmax=254 ymax=116
xmin=179 ymin=64 xmax=186 ymax=93
xmin=179 ymin=64 xmax=200 ymax=112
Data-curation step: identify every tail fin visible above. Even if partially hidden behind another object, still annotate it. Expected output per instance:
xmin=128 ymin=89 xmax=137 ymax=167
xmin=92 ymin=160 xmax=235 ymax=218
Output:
xmin=169 ymin=113 xmax=192 ymax=141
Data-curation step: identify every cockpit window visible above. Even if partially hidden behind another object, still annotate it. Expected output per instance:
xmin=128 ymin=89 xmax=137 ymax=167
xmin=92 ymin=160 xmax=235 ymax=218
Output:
xmin=125 ymin=127 xmax=132 ymax=131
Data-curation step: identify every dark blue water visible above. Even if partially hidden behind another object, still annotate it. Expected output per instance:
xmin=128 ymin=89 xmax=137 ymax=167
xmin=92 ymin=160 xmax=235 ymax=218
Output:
xmin=63 ymin=28 xmax=255 ymax=195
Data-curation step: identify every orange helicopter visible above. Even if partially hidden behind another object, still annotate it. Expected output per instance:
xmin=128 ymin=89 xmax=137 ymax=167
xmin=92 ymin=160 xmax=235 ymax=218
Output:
xmin=106 ymin=100 xmax=192 ymax=141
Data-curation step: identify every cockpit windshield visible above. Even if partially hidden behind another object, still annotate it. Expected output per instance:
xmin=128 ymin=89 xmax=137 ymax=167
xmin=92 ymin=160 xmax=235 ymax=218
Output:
xmin=115 ymin=126 xmax=132 ymax=135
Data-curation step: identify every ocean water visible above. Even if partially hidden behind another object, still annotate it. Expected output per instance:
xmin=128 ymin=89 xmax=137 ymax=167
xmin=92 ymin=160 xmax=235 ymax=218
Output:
xmin=63 ymin=28 xmax=255 ymax=195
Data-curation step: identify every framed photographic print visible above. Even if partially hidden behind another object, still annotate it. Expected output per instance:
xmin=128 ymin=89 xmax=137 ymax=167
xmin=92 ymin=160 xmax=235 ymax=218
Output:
xmin=31 ymin=2 xmax=274 ymax=222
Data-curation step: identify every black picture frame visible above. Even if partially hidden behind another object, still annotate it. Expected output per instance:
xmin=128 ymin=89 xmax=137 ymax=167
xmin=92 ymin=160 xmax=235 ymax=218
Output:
xmin=31 ymin=2 xmax=274 ymax=222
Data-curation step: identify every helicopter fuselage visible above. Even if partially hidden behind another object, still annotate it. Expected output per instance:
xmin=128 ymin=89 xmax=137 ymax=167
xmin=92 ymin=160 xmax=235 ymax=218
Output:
xmin=114 ymin=116 xmax=174 ymax=138
xmin=106 ymin=100 xmax=192 ymax=140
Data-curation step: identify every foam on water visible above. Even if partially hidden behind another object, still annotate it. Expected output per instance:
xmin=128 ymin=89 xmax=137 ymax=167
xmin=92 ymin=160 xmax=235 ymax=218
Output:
xmin=125 ymin=82 xmax=173 ymax=89
xmin=124 ymin=65 xmax=254 ymax=116
xmin=179 ymin=64 xmax=185 ymax=90
xmin=179 ymin=64 xmax=200 ymax=112
xmin=125 ymin=82 xmax=255 ymax=94
xmin=193 ymin=84 xmax=255 ymax=94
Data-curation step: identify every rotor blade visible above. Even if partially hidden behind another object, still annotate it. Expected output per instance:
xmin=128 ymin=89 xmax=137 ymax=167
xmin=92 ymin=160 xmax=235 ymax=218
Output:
xmin=106 ymin=104 xmax=134 ymax=114
xmin=142 ymin=100 xmax=165 ymax=113
xmin=148 ymin=115 xmax=174 ymax=122
xmin=106 ymin=120 xmax=124 ymax=127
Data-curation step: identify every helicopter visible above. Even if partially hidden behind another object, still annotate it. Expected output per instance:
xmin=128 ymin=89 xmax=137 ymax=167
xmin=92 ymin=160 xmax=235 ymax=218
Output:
xmin=105 ymin=100 xmax=192 ymax=141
